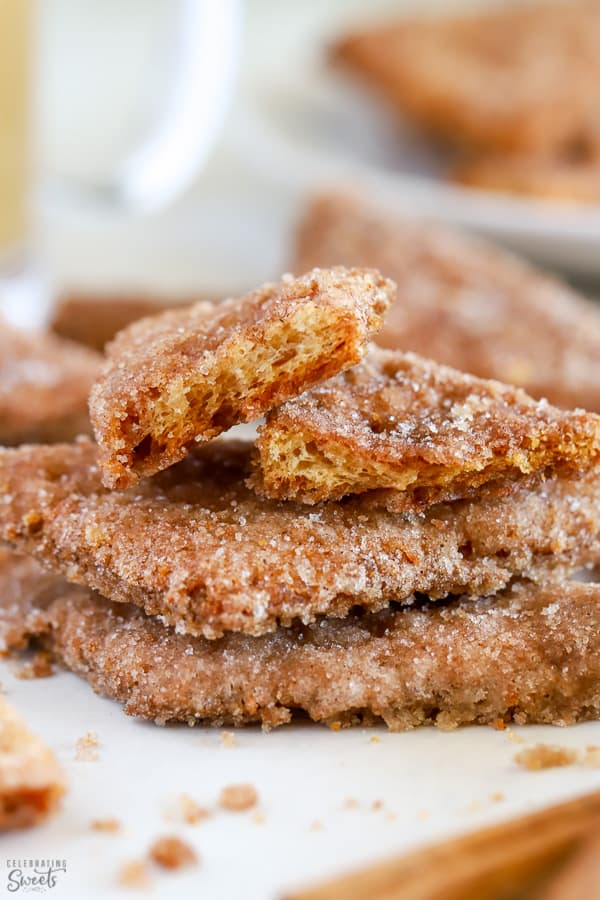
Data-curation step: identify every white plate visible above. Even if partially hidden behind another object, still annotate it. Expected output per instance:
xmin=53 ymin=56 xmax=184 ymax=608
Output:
xmin=239 ymin=67 xmax=600 ymax=279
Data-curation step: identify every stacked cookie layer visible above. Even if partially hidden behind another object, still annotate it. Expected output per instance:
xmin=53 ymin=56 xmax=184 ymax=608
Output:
xmin=1 ymin=265 xmax=599 ymax=730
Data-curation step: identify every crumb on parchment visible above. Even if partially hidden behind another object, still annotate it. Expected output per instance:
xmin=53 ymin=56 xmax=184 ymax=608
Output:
xmin=14 ymin=652 xmax=54 ymax=680
xmin=218 ymin=784 xmax=258 ymax=812
xmin=117 ymin=860 xmax=151 ymax=890
xmin=148 ymin=835 xmax=198 ymax=871
xmin=75 ymin=731 xmax=99 ymax=761
xmin=179 ymin=793 xmax=211 ymax=825
xmin=514 ymin=744 xmax=578 ymax=770
xmin=91 ymin=818 xmax=120 ymax=833
xmin=583 ymin=746 xmax=600 ymax=768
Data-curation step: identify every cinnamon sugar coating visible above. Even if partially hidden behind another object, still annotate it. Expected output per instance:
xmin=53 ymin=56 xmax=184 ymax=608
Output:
xmin=0 ymin=692 xmax=65 ymax=829
xmin=90 ymin=268 xmax=392 ymax=489
xmin=252 ymin=347 xmax=600 ymax=505
xmin=0 ymin=440 xmax=599 ymax=638
xmin=293 ymin=194 xmax=600 ymax=412
xmin=333 ymin=1 xmax=600 ymax=155
xmin=0 ymin=318 xmax=101 ymax=445
xmin=0 ymin=549 xmax=597 ymax=730
xmin=455 ymin=151 xmax=600 ymax=205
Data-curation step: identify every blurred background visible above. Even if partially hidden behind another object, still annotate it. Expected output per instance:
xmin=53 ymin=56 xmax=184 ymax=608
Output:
xmin=1 ymin=0 xmax=599 ymax=325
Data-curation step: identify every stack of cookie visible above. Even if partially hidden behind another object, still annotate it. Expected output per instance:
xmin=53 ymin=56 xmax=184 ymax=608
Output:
xmin=1 ymin=266 xmax=599 ymax=731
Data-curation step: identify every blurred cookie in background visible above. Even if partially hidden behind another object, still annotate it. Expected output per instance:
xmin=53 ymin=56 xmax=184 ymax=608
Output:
xmin=333 ymin=1 xmax=600 ymax=206
xmin=0 ymin=318 xmax=101 ymax=444
xmin=292 ymin=193 xmax=600 ymax=412
xmin=51 ymin=292 xmax=199 ymax=352
xmin=455 ymin=148 xmax=600 ymax=205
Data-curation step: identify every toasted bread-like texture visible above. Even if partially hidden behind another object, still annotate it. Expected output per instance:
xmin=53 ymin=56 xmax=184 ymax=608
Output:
xmin=292 ymin=194 xmax=600 ymax=412
xmin=252 ymin=347 xmax=600 ymax=506
xmin=90 ymin=267 xmax=393 ymax=489
xmin=456 ymin=150 xmax=600 ymax=205
xmin=0 ymin=549 xmax=597 ymax=730
xmin=0 ymin=318 xmax=101 ymax=445
xmin=0 ymin=440 xmax=599 ymax=638
xmin=333 ymin=1 xmax=600 ymax=155
xmin=0 ymin=692 xmax=64 ymax=830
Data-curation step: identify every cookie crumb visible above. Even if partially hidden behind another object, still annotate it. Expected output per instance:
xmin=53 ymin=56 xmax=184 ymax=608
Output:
xmin=75 ymin=731 xmax=99 ymax=761
xmin=91 ymin=818 xmax=120 ymax=833
xmin=309 ymin=819 xmax=323 ymax=832
xmin=514 ymin=744 xmax=578 ymax=771
xmin=117 ymin=860 xmax=151 ymax=890
xmin=221 ymin=731 xmax=236 ymax=748
xmin=329 ymin=721 xmax=342 ymax=732
xmin=14 ymin=651 xmax=54 ymax=680
xmin=490 ymin=791 xmax=504 ymax=803
xmin=343 ymin=797 xmax=358 ymax=810
xmin=371 ymin=800 xmax=383 ymax=811
xmin=466 ymin=801 xmax=483 ymax=814
xmin=149 ymin=835 xmax=198 ymax=871
xmin=179 ymin=793 xmax=211 ymax=825
xmin=583 ymin=746 xmax=600 ymax=768
xmin=218 ymin=784 xmax=258 ymax=812
xmin=370 ymin=735 xmax=381 ymax=744
xmin=252 ymin=813 xmax=265 ymax=825
xmin=491 ymin=718 xmax=506 ymax=731
xmin=505 ymin=727 xmax=525 ymax=745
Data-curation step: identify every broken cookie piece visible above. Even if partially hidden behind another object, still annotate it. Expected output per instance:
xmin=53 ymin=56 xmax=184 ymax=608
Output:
xmin=90 ymin=267 xmax=393 ymax=489
xmin=0 ymin=317 xmax=101 ymax=445
xmin=0 ymin=442 xmax=599 ymax=638
xmin=0 ymin=695 xmax=64 ymax=830
xmin=0 ymin=549 xmax=597 ymax=730
xmin=252 ymin=347 xmax=600 ymax=506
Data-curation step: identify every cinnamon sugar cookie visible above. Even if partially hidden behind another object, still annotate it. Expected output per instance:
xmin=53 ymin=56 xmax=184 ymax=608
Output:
xmin=252 ymin=348 xmax=600 ymax=506
xmin=0 ymin=440 xmax=599 ymax=638
xmin=51 ymin=291 xmax=195 ymax=352
xmin=334 ymin=1 xmax=600 ymax=155
xmin=0 ymin=549 xmax=597 ymax=731
xmin=90 ymin=268 xmax=392 ymax=488
xmin=0 ymin=692 xmax=64 ymax=829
